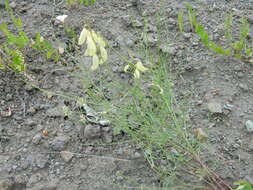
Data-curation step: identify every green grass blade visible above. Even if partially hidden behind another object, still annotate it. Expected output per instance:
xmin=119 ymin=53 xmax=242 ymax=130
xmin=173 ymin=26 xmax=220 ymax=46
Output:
xmin=178 ymin=10 xmax=184 ymax=32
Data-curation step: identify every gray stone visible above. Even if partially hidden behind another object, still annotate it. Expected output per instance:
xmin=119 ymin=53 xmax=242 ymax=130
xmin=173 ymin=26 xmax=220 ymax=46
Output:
xmin=125 ymin=38 xmax=134 ymax=47
xmin=115 ymin=36 xmax=134 ymax=47
xmin=121 ymin=15 xmax=131 ymax=26
xmin=27 ymin=173 xmax=42 ymax=187
xmin=47 ymin=179 xmax=58 ymax=190
xmin=239 ymin=83 xmax=249 ymax=92
xmin=35 ymin=154 xmax=48 ymax=169
xmin=237 ymin=72 xmax=244 ymax=78
xmin=61 ymin=125 xmax=73 ymax=133
xmin=207 ymin=102 xmax=222 ymax=113
xmin=32 ymin=133 xmax=43 ymax=145
xmin=9 ymin=2 xmax=17 ymax=9
xmin=60 ymin=151 xmax=74 ymax=162
xmin=99 ymin=120 xmax=110 ymax=126
xmin=104 ymin=133 xmax=113 ymax=143
xmin=245 ymin=120 xmax=253 ymax=132
xmin=183 ymin=32 xmax=191 ymax=39
xmin=49 ymin=136 xmax=69 ymax=151
xmin=82 ymin=125 xmax=101 ymax=140
xmin=234 ymin=65 xmax=243 ymax=71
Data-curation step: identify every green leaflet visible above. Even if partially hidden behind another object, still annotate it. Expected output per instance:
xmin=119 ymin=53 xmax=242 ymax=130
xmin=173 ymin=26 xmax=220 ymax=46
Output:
xmin=195 ymin=24 xmax=209 ymax=47
xmin=209 ymin=42 xmax=231 ymax=56
xmin=67 ymin=0 xmax=96 ymax=6
xmin=224 ymin=13 xmax=233 ymax=41
xmin=178 ymin=10 xmax=184 ymax=32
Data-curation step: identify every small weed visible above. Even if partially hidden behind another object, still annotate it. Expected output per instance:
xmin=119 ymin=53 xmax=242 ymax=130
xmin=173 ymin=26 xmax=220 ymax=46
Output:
xmin=66 ymin=0 xmax=96 ymax=6
xmin=178 ymin=4 xmax=253 ymax=63
xmin=178 ymin=9 xmax=184 ymax=33
xmin=30 ymin=33 xmax=60 ymax=62
xmin=0 ymin=0 xmax=60 ymax=72
xmin=234 ymin=181 xmax=253 ymax=190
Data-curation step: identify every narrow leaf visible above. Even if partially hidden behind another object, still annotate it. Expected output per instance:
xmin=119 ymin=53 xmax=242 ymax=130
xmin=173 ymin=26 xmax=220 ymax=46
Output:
xmin=178 ymin=10 xmax=184 ymax=32
xmin=209 ymin=42 xmax=231 ymax=56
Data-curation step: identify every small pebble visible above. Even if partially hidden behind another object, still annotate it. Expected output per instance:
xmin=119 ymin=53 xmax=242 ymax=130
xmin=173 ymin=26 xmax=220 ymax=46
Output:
xmin=239 ymin=83 xmax=249 ymax=92
xmin=60 ymin=151 xmax=74 ymax=163
xmin=32 ymin=133 xmax=43 ymax=145
xmin=9 ymin=2 xmax=17 ymax=9
xmin=245 ymin=120 xmax=253 ymax=132
xmin=99 ymin=120 xmax=110 ymax=126
xmin=183 ymin=32 xmax=191 ymax=39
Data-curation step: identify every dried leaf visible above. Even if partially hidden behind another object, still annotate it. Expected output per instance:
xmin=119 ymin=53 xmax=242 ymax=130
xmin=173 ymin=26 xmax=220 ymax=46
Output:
xmin=194 ymin=128 xmax=208 ymax=141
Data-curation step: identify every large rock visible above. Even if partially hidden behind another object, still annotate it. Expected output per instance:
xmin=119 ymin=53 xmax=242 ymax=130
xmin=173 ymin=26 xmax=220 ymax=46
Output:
xmin=81 ymin=125 xmax=101 ymax=140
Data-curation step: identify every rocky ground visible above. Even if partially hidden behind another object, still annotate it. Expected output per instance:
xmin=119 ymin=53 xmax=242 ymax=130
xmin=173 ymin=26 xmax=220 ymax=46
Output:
xmin=1 ymin=0 xmax=253 ymax=189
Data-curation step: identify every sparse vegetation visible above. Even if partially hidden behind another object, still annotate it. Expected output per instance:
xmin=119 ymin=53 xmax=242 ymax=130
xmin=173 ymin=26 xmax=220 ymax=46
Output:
xmin=66 ymin=0 xmax=96 ymax=6
xmin=178 ymin=4 xmax=253 ymax=63
xmin=1 ymin=0 xmax=253 ymax=189
xmin=0 ymin=0 xmax=59 ymax=72
xmin=235 ymin=181 xmax=253 ymax=190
